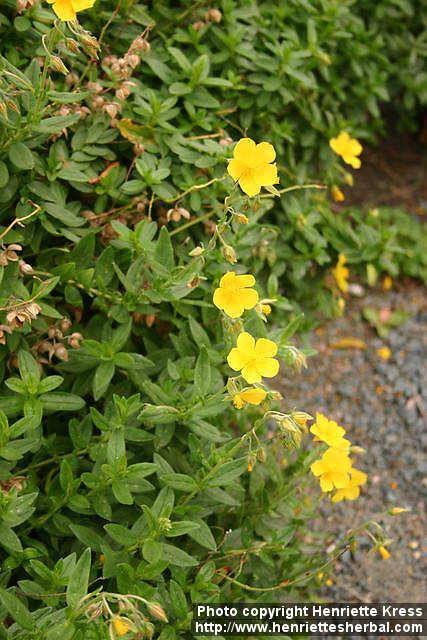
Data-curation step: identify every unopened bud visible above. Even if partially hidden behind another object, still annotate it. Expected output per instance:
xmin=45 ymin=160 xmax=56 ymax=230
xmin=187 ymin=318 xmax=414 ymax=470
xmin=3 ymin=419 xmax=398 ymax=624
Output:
xmin=66 ymin=38 xmax=80 ymax=54
xmin=344 ymin=172 xmax=354 ymax=186
xmin=146 ymin=602 xmax=168 ymax=623
xmin=236 ymin=213 xmax=248 ymax=224
xmin=350 ymin=445 xmax=366 ymax=455
xmin=189 ymin=246 xmax=204 ymax=257
xmin=50 ymin=56 xmax=69 ymax=75
xmin=331 ymin=185 xmax=345 ymax=202
xmin=222 ymin=245 xmax=237 ymax=264
xmin=389 ymin=507 xmax=409 ymax=516
xmin=257 ymin=447 xmax=266 ymax=463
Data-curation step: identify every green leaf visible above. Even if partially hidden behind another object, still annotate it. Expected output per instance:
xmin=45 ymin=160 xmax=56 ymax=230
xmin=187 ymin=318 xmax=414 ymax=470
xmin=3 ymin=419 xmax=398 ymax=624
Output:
xmin=188 ymin=519 xmax=217 ymax=550
xmin=207 ymin=458 xmax=247 ymax=487
xmin=169 ymin=580 xmax=188 ymax=619
xmin=161 ymin=543 xmax=198 ymax=567
xmin=0 ymin=586 xmax=34 ymax=631
xmin=154 ymin=226 xmax=174 ymax=269
xmin=66 ymin=548 xmax=91 ymax=609
xmin=194 ymin=346 xmax=211 ymax=396
xmin=0 ymin=522 xmax=23 ymax=553
xmin=188 ymin=316 xmax=210 ymax=347
xmin=93 ymin=361 xmax=115 ymax=400
xmin=36 ymin=114 xmax=81 ymax=134
xmin=0 ymin=161 xmax=9 ymax=188
xmin=8 ymin=142 xmax=34 ymax=170
xmin=40 ymin=392 xmax=85 ymax=412
xmin=161 ymin=473 xmax=198 ymax=493
xmin=38 ymin=375 xmax=64 ymax=394
xmin=18 ymin=350 xmax=40 ymax=394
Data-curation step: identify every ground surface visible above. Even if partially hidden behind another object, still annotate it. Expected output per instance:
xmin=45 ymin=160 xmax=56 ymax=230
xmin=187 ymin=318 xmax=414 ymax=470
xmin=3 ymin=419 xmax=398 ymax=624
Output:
xmin=279 ymin=130 xmax=427 ymax=609
xmin=279 ymin=281 xmax=427 ymax=604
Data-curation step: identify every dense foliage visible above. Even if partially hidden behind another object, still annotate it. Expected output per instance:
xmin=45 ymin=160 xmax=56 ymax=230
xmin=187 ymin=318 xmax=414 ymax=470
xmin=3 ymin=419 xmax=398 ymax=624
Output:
xmin=0 ymin=0 xmax=425 ymax=638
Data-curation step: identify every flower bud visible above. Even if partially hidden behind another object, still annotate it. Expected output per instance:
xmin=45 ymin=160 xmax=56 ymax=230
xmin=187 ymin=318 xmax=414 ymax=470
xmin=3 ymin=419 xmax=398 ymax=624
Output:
xmin=222 ymin=245 xmax=237 ymax=264
xmin=146 ymin=601 xmax=168 ymax=623
xmin=50 ymin=56 xmax=69 ymax=75
xmin=331 ymin=185 xmax=345 ymax=202
xmin=189 ymin=246 xmax=204 ymax=257
xmin=389 ymin=507 xmax=409 ymax=516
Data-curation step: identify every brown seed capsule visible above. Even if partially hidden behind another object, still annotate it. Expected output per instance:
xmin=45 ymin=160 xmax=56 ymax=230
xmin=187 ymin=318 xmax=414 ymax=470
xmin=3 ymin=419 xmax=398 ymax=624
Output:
xmin=60 ymin=318 xmax=72 ymax=333
xmin=146 ymin=601 xmax=168 ymax=623
xmin=54 ymin=344 xmax=69 ymax=361
xmin=205 ymin=8 xmax=222 ymax=22
xmin=19 ymin=261 xmax=34 ymax=276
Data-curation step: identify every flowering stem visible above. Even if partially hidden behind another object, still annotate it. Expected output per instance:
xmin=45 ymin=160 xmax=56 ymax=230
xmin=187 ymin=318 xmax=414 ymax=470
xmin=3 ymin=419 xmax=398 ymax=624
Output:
xmin=259 ymin=183 xmax=326 ymax=198
xmin=169 ymin=210 xmax=215 ymax=236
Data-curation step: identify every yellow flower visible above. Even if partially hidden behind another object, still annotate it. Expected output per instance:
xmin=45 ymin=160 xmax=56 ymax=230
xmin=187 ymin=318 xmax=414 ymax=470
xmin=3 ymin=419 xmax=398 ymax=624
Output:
xmin=329 ymin=132 xmax=363 ymax=169
xmin=213 ymin=271 xmax=259 ymax=318
xmin=310 ymin=413 xmax=350 ymax=449
xmin=332 ymin=254 xmax=349 ymax=292
xmin=292 ymin=411 xmax=313 ymax=429
xmin=227 ymin=331 xmax=279 ymax=384
xmin=331 ymin=186 xmax=345 ymax=202
xmin=112 ymin=617 xmax=132 ymax=637
xmin=46 ymin=0 xmax=95 ymax=20
xmin=227 ymin=137 xmax=279 ymax=197
xmin=233 ymin=387 xmax=267 ymax=409
xmin=310 ymin=447 xmax=352 ymax=492
xmin=378 ymin=545 xmax=391 ymax=560
xmin=261 ymin=304 xmax=272 ymax=316
xmin=331 ymin=468 xmax=367 ymax=502
xmin=383 ymin=275 xmax=393 ymax=291
xmin=377 ymin=346 xmax=391 ymax=361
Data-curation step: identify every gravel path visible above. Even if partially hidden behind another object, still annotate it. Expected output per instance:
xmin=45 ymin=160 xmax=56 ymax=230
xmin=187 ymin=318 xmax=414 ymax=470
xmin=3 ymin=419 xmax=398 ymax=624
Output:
xmin=278 ymin=280 xmax=427 ymax=603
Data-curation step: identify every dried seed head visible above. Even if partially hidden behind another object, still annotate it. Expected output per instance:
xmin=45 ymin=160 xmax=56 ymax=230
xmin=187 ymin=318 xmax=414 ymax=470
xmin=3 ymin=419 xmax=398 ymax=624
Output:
xmin=205 ymin=8 xmax=222 ymax=22
xmin=54 ymin=344 xmax=69 ymax=361
xmin=222 ymin=244 xmax=237 ymax=264
xmin=65 ymin=72 xmax=79 ymax=86
xmin=19 ymin=260 xmax=34 ymax=276
xmin=86 ymin=81 xmax=103 ymax=94
xmin=60 ymin=318 xmax=72 ymax=333
xmin=192 ymin=20 xmax=206 ymax=31
xmin=103 ymin=102 xmax=120 ymax=119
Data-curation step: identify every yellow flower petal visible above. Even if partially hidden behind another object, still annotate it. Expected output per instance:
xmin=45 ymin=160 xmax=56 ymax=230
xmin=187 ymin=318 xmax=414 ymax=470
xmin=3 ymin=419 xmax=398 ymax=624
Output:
xmin=256 ymin=357 xmax=279 ymax=379
xmin=72 ymin=0 xmax=95 ymax=9
xmin=227 ymin=158 xmax=246 ymax=182
xmin=239 ymin=388 xmax=267 ymax=405
xmin=227 ymin=347 xmax=250 ymax=371
xmin=238 ymin=173 xmax=261 ymax=197
xmin=241 ymin=362 xmax=262 ymax=384
xmin=233 ymin=137 xmax=256 ymax=161
xmin=255 ymin=163 xmax=279 ymax=186
xmin=254 ymin=338 xmax=277 ymax=358
xmin=319 ymin=475 xmax=334 ymax=492
xmin=52 ymin=0 xmax=77 ymax=20
xmin=233 ymin=274 xmax=255 ymax=288
xmin=255 ymin=141 xmax=276 ymax=163
xmin=236 ymin=331 xmax=255 ymax=352
xmin=239 ymin=287 xmax=259 ymax=310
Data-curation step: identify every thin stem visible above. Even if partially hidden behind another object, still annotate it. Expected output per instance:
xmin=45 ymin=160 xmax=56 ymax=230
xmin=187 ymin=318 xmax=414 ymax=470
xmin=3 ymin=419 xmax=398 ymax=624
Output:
xmin=169 ymin=210 xmax=215 ymax=236
xmin=259 ymin=183 xmax=326 ymax=198
xmin=0 ymin=202 xmax=41 ymax=242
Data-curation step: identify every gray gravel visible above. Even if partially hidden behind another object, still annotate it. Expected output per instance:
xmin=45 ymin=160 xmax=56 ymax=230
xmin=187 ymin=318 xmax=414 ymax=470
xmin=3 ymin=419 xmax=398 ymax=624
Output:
xmin=278 ymin=281 xmax=427 ymax=605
